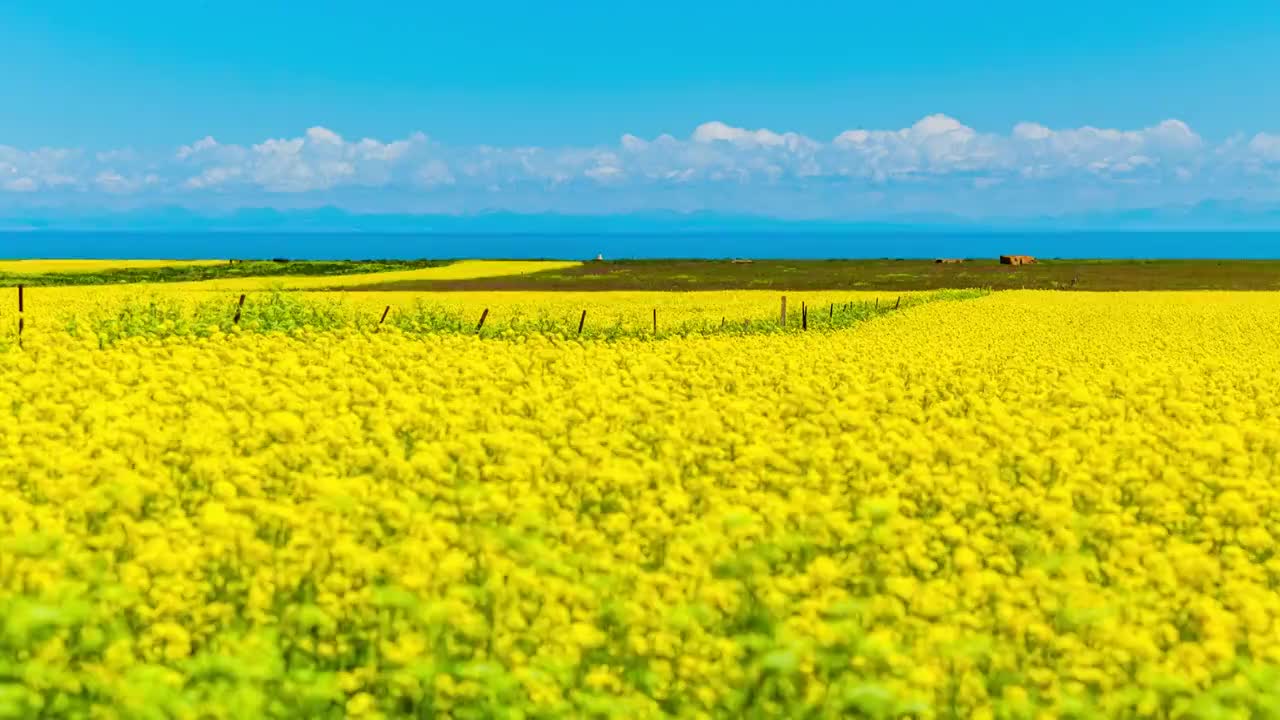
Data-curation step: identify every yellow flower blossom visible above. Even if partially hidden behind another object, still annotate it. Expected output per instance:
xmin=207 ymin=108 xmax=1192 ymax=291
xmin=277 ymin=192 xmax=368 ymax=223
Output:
xmin=0 ymin=289 xmax=1277 ymax=716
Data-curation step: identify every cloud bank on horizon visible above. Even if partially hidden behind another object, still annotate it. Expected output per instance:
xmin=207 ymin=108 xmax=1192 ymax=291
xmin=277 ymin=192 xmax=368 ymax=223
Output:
xmin=3 ymin=114 xmax=1280 ymax=219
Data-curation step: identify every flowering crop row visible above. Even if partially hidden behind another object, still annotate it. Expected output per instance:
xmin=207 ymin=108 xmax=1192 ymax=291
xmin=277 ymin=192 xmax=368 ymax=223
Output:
xmin=184 ymin=260 xmax=584 ymax=290
xmin=0 ymin=287 xmax=979 ymax=348
xmin=1 ymin=291 xmax=1280 ymax=717
xmin=0 ymin=259 xmax=227 ymax=275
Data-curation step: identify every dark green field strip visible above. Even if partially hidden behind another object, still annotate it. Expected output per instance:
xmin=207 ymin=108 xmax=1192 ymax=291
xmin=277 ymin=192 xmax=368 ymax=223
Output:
xmin=8 ymin=257 xmax=1280 ymax=292
xmin=340 ymin=259 xmax=1280 ymax=292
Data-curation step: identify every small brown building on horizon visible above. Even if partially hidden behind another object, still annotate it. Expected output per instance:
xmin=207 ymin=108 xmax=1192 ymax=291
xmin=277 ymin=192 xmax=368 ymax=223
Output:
xmin=1000 ymin=254 xmax=1037 ymax=266
xmin=935 ymin=258 xmax=964 ymax=264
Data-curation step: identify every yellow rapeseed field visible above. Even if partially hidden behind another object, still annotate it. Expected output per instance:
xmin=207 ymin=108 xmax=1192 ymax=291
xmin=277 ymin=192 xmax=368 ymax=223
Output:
xmin=3 ymin=284 xmax=935 ymax=341
xmin=187 ymin=260 xmax=583 ymax=291
xmin=0 ymin=259 xmax=225 ymax=274
xmin=2 ymin=289 xmax=1280 ymax=717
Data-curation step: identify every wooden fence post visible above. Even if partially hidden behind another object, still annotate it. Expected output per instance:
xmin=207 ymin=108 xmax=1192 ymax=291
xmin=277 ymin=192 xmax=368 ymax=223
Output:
xmin=476 ymin=308 xmax=489 ymax=332
xmin=802 ymin=303 xmax=807 ymax=331
xmin=379 ymin=306 xmax=391 ymax=324
xmin=895 ymin=296 xmax=901 ymax=310
xmin=578 ymin=310 xmax=586 ymax=334
xmin=875 ymin=298 xmax=879 ymax=310
xmin=653 ymin=308 xmax=657 ymax=335
xmin=829 ymin=303 xmax=833 ymax=320
xmin=17 ymin=284 xmax=23 ymax=342
xmin=780 ymin=296 xmax=787 ymax=327
xmin=233 ymin=294 xmax=246 ymax=324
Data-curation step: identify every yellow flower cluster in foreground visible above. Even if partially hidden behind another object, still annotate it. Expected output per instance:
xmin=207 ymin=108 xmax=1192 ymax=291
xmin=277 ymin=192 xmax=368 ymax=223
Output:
xmin=3 ymin=290 xmax=1280 ymax=717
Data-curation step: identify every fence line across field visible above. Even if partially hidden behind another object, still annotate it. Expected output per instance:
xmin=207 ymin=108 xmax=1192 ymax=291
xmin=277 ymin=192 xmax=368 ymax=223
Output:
xmin=10 ymin=290 xmax=913 ymax=342
xmin=219 ymin=292 xmax=903 ymax=335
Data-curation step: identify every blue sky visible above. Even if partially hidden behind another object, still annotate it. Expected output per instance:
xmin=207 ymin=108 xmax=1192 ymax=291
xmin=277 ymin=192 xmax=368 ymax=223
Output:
xmin=3 ymin=1 xmax=1280 ymax=220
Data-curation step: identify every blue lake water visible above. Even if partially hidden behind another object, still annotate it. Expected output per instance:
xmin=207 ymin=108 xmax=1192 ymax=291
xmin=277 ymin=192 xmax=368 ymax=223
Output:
xmin=3 ymin=231 xmax=1280 ymax=260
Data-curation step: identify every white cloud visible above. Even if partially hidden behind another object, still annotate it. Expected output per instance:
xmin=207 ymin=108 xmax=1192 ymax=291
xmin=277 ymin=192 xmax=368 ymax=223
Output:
xmin=3 ymin=115 xmax=1280 ymax=216
xmin=1249 ymin=133 xmax=1280 ymax=163
xmin=174 ymin=127 xmax=435 ymax=192
xmin=825 ymin=115 xmax=1211 ymax=184
xmin=0 ymin=145 xmax=83 ymax=191
xmin=831 ymin=114 xmax=1002 ymax=178
xmin=94 ymin=171 xmax=135 ymax=193
xmin=184 ymin=166 xmax=243 ymax=189
xmin=1009 ymin=119 xmax=1202 ymax=177
xmin=415 ymin=159 xmax=455 ymax=187
xmin=620 ymin=133 xmax=647 ymax=152
xmin=692 ymin=121 xmax=816 ymax=151
xmin=3 ymin=177 xmax=37 ymax=192
xmin=89 ymin=169 xmax=159 ymax=194
xmin=176 ymin=136 xmax=222 ymax=160
xmin=584 ymin=164 xmax=624 ymax=182
xmin=1012 ymin=122 xmax=1052 ymax=141
xmin=305 ymin=126 xmax=343 ymax=145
